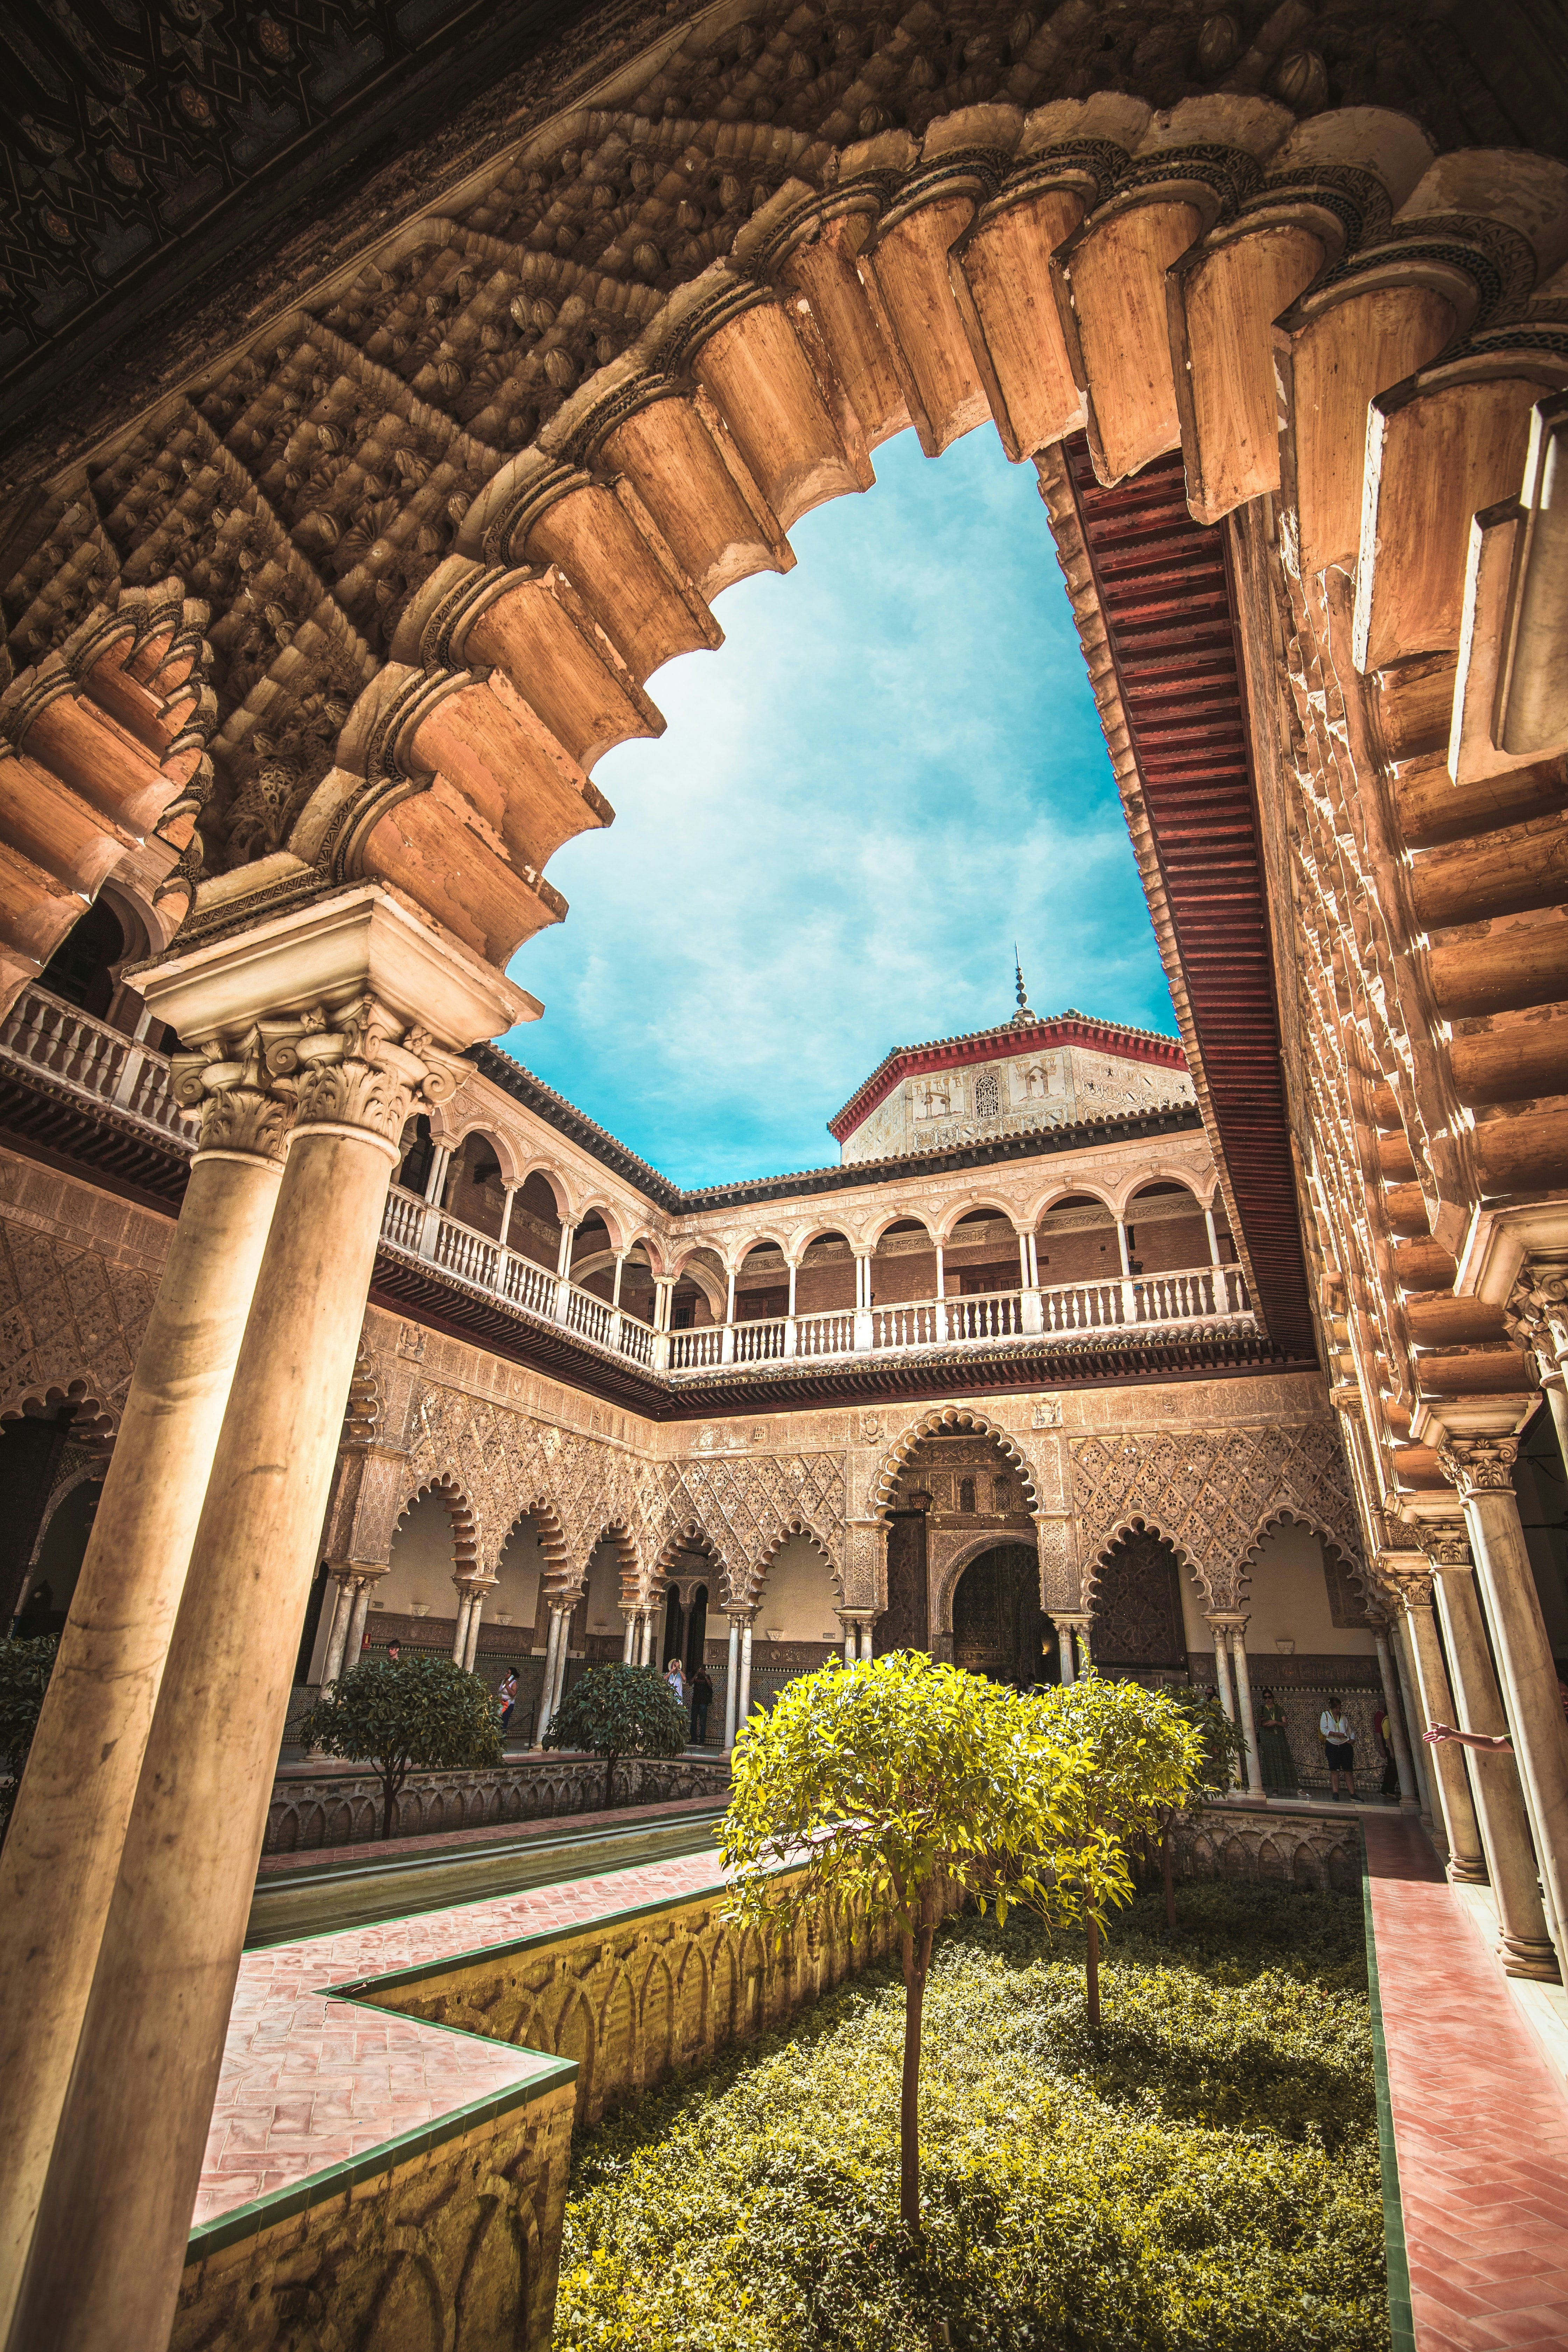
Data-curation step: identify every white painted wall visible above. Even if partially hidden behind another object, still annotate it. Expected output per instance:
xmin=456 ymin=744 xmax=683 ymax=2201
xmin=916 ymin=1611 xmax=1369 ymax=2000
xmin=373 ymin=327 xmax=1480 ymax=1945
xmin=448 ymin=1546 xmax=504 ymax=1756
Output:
xmin=754 ymin=1533 xmax=840 ymax=1640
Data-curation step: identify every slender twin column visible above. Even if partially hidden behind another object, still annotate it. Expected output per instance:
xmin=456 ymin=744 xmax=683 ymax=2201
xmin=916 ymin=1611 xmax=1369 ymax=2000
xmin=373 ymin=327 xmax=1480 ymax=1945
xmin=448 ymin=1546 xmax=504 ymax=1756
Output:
xmin=536 ymin=1597 xmax=576 ymax=1740
xmin=1387 ymin=1563 xmax=1486 ymax=1882
xmin=1206 ymin=1613 xmax=1262 ymax=1797
xmin=838 ymin=1612 xmax=874 ymax=1665
xmin=320 ymin=1567 xmax=380 ymax=1684
xmin=1426 ymin=1527 xmax=1560 ymax=1979
xmin=1054 ymin=1613 xmax=1092 ymax=1687
xmin=1369 ymin=1618 xmax=1420 ymax=1810
xmin=723 ymin=1615 xmax=754 ymax=1745
xmin=0 ymin=887 xmax=527 ymax=2352
xmin=1441 ymin=1437 xmax=1568 ymax=1970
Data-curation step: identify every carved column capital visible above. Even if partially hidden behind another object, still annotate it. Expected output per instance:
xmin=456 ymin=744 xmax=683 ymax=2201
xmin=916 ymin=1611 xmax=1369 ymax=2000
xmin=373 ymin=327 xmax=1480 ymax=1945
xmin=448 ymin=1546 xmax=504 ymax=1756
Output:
xmin=1438 ymin=1437 xmax=1519 ymax=1498
xmin=1506 ymin=1264 xmax=1568 ymax=1379
xmin=273 ymin=994 xmax=463 ymax=1151
xmin=1384 ymin=1566 xmax=1437 ymax=1611
xmin=172 ymin=1023 xmax=302 ymax=1163
xmin=1421 ymin=1526 xmax=1474 ymax=1571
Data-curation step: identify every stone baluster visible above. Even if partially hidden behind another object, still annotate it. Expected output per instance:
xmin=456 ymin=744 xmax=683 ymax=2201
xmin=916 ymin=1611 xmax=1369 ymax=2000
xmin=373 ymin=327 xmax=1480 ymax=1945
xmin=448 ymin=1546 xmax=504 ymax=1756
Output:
xmin=0 ymin=1018 xmax=298 ymax=2339
xmin=1428 ymin=1529 xmax=1560 ymax=1980
xmin=1441 ymin=1436 xmax=1568 ymax=1970
xmin=11 ymin=888 xmax=525 ymax=2352
xmin=1387 ymin=1561 xmax=1486 ymax=1882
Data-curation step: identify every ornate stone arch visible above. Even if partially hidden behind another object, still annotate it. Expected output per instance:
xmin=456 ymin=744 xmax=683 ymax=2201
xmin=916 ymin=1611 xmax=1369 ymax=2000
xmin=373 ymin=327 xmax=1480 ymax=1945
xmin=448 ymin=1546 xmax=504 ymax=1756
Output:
xmin=745 ymin=1518 xmax=844 ymax=1617
xmin=0 ymin=1379 xmax=119 ymax=1447
xmin=1082 ymin=1512 xmax=1209 ymax=1610
xmin=650 ymin=1517 xmax=733 ymax=1611
xmin=392 ymin=1471 xmax=481 ymax=1579
xmin=1238 ymin=1502 xmax=1371 ymax=1609
xmin=581 ymin=1520 xmax=640 ymax=1612
xmin=867 ymin=1404 xmax=1040 ymax=1522
xmin=501 ymin=1492 xmax=574 ymax=1601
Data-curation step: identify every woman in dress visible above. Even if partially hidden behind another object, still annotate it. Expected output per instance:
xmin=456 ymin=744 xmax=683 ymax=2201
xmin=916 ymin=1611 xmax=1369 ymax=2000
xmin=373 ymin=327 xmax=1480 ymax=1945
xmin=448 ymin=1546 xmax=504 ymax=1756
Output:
xmin=1257 ymin=1689 xmax=1297 ymax=1796
xmin=1319 ymin=1695 xmax=1356 ymax=1799
xmin=665 ymin=1655 xmax=686 ymax=1709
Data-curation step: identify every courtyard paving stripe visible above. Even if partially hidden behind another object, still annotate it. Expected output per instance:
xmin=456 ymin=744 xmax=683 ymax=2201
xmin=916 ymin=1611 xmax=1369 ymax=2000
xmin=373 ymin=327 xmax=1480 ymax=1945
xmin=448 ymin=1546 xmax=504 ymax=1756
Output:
xmin=1362 ymin=1815 xmax=1568 ymax=2351
xmin=194 ymin=1846 xmax=730 ymax=2234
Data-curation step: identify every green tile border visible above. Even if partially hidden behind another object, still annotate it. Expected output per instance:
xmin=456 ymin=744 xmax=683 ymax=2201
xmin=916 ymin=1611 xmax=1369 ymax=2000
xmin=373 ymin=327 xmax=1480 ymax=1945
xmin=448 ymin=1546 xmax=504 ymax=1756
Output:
xmin=1360 ymin=1825 xmax=1415 ymax=2352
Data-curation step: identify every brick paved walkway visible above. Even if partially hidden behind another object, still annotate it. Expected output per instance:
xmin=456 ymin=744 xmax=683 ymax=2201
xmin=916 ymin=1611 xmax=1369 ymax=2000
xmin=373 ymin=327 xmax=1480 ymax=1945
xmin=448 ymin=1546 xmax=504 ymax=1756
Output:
xmin=197 ymin=1846 xmax=728 ymax=2228
xmin=1363 ymin=1815 xmax=1568 ymax=2351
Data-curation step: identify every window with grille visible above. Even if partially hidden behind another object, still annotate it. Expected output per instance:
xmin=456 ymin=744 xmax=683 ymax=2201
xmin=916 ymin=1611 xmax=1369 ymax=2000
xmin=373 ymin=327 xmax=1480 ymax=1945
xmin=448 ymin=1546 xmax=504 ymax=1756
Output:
xmin=974 ymin=1070 xmax=1000 ymax=1118
xmin=959 ymin=1477 xmax=976 ymax=1513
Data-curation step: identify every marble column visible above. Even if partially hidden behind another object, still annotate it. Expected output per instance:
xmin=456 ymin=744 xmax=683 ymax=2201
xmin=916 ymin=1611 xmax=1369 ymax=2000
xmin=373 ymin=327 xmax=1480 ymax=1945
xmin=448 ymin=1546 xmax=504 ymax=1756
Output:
xmin=16 ymin=901 xmax=514 ymax=2352
xmin=1058 ymin=1623 xmax=1076 ymax=1685
xmin=1370 ymin=1620 xmax=1420 ymax=1808
xmin=640 ymin=1610 xmax=656 ymax=1666
xmin=724 ymin=1616 xmax=741 ymax=1746
xmin=536 ymin=1605 xmax=565 ymax=1742
xmin=1222 ymin=1616 xmax=1266 ymax=1801
xmin=1442 ymin=1437 xmax=1568 ymax=1968
xmin=859 ymin=1619 xmax=874 ymax=1661
xmin=319 ymin=1569 xmax=360 ymax=1685
xmin=622 ymin=1612 xmax=637 ymax=1664
xmin=737 ymin=1618 xmax=755 ymax=1735
xmin=1392 ymin=1565 xmax=1486 ymax=1881
xmin=463 ymin=1585 xmax=487 ymax=1672
xmin=549 ymin=1597 xmax=573 ymax=1718
xmin=1431 ymin=1540 xmax=1560 ymax=1979
xmin=345 ymin=1575 xmax=376 ymax=1667
xmin=0 ymin=1029 xmax=293 ymax=2339
xmin=452 ymin=1586 xmax=474 ymax=1666
xmin=1205 ymin=1613 xmax=1239 ymax=1784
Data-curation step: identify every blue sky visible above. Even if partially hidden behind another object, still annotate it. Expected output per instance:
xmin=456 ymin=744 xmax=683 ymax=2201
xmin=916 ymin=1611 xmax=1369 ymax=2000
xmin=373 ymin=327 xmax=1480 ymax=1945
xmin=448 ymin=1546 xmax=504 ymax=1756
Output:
xmin=498 ymin=426 xmax=1176 ymax=1185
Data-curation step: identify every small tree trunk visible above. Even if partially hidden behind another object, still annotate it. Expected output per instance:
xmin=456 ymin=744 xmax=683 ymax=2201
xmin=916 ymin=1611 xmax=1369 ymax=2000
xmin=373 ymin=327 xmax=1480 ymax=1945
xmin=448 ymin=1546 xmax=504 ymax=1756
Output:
xmin=1086 ymin=1912 xmax=1101 ymax=2029
xmin=899 ymin=1920 xmax=934 ymax=2235
xmin=1161 ymin=1819 xmax=1176 ymax=1934
xmin=380 ymin=1765 xmax=406 ymax=1841
xmin=604 ymin=1748 xmax=618 ymax=1811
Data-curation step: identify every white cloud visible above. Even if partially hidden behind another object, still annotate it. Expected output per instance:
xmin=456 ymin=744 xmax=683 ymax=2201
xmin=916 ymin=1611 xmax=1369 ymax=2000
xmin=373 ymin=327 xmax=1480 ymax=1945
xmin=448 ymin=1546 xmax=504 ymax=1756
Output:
xmin=501 ymin=427 xmax=1175 ymax=1181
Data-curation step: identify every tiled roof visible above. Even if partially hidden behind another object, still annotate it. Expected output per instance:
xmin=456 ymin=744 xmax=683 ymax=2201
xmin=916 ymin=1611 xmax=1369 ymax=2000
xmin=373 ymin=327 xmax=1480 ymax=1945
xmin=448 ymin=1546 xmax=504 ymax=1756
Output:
xmin=826 ymin=1009 xmax=1190 ymax=1142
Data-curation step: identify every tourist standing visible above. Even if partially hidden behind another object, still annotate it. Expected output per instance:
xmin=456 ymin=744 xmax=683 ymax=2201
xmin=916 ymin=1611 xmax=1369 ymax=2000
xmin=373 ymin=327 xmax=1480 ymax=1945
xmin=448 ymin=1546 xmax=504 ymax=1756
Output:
xmin=1257 ymin=1690 xmax=1297 ymax=1796
xmin=665 ymin=1656 xmax=685 ymax=1709
xmin=690 ymin=1662 xmax=713 ymax=1744
xmin=498 ymin=1669 xmax=518 ymax=1732
xmin=385 ymin=1639 xmax=401 ymax=1665
xmin=1318 ymin=1696 xmax=1356 ymax=1799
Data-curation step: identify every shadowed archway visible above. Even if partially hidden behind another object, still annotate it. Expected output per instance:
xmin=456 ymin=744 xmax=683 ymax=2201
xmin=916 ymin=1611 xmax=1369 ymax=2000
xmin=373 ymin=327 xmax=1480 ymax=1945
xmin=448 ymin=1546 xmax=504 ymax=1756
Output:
xmin=951 ymin=1542 xmax=1051 ymax=1692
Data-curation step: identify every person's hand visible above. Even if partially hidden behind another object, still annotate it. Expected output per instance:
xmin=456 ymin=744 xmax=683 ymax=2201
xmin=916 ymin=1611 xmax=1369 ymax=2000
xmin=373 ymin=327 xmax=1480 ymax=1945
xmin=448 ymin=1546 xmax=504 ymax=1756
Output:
xmin=1423 ymin=1723 xmax=1456 ymax=1744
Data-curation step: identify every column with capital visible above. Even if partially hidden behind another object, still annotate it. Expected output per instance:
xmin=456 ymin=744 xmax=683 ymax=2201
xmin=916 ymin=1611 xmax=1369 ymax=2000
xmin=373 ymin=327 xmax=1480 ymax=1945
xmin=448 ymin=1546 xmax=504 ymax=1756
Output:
xmin=1368 ymin=1615 xmax=1420 ymax=1810
xmin=1215 ymin=1614 xmax=1266 ymax=1801
xmin=1385 ymin=1560 xmax=1485 ymax=1881
xmin=8 ymin=887 xmax=532 ymax=2352
xmin=1441 ymin=1435 xmax=1568 ymax=1966
xmin=1054 ymin=1612 xmax=1093 ymax=1688
xmin=1205 ymin=1612 xmax=1240 ymax=1782
xmin=1508 ymin=1266 xmax=1568 ymax=1480
xmin=1427 ymin=1526 xmax=1560 ymax=1977
xmin=462 ymin=1577 xmax=494 ymax=1672
xmin=0 ymin=1016 xmax=299 ymax=2335
xmin=723 ymin=1615 xmax=742 ymax=1746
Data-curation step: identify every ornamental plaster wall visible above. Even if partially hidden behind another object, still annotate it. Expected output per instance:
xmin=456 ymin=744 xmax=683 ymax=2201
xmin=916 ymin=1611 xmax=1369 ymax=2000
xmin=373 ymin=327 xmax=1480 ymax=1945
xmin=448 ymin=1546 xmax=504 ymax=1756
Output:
xmin=844 ymin=1036 xmax=1196 ymax=1162
xmin=752 ymin=1532 xmax=841 ymax=1642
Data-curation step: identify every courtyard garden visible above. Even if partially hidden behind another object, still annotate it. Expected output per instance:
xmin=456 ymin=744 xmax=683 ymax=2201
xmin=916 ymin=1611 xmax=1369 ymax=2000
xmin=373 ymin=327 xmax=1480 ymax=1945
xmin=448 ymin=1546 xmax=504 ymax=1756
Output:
xmin=554 ymin=1879 xmax=1387 ymax=2352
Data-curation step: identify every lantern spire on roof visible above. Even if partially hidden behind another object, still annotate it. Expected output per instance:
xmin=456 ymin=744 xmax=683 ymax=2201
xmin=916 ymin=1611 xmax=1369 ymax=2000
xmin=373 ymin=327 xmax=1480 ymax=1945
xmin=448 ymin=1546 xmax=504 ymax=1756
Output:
xmin=1012 ymin=949 xmax=1034 ymax=1026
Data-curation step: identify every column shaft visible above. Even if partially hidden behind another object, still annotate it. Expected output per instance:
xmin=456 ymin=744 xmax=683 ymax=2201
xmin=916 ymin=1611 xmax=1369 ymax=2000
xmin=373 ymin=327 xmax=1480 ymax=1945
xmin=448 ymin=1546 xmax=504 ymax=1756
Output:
xmin=640 ymin=1611 xmax=655 ymax=1667
xmin=1058 ymin=1624 xmax=1075 ymax=1686
xmin=451 ymin=1588 xmax=473 ymax=1666
xmin=1373 ymin=1628 xmax=1419 ymax=1807
xmin=737 ymin=1620 xmax=754 ymax=1735
xmin=1402 ymin=1595 xmax=1486 ymax=1881
xmin=843 ymin=1620 xmax=857 ymax=1668
xmin=318 ymin=1572 xmax=356 ymax=1686
xmin=622 ymin=1614 xmax=637 ymax=1664
xmin=550 ymin=1602 xmax=572 ymax=1717
xmin=1390 ymin=1614 xmax=1436 ymax=1825
xmin=346 ymin=1577 xmax=374 ymax=1666
xmin=537 ymin=1606 xmax=564 ymax=1742
xmin=1230 ymin=1633 xmax=1266 ymax=1801
xmin=724 ymin=1618 xmax=740 ymax=1746
xmin=1464 ymin=1486 xmax=1568 ymax=1963
xmin=1434 ymin=1568 xmax=1559 ymax=1978
xmin=463 ymin=1595 xmax=484 ymax=1673
xmin=0 ymin=1142 xmax=282 ymax=2334
xmin=14 ymin=1118 xmax=398 ymax=2352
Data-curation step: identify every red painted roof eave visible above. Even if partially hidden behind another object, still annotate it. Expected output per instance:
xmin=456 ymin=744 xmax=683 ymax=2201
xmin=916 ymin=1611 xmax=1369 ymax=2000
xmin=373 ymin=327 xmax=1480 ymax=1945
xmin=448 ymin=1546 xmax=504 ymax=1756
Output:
xmin=1065 ymin=436 xmax=1317 ymax=1362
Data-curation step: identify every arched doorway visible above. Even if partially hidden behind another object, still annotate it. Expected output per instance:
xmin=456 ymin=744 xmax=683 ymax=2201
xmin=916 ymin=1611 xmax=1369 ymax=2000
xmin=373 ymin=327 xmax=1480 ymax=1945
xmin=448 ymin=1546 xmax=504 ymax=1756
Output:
xmin=1090 ymin=1527 xmax=1188 ymax=1673
xmin=951 ymin=1544 xmax=1051 ymax=1691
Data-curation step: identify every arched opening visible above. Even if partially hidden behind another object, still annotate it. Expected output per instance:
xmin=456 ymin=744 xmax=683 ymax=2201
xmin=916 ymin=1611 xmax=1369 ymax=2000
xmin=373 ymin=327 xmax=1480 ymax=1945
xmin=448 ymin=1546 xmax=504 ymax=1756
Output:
xmin=495 ymin=1513 xmax=548 ymax=1642
xmin=1241 ymin=1513 xmax=1380 ymax=1799
xmin=1035 ymin=1192 xmax=1119 ymax=1286
xmin=751 ymin=1533 xmax=840 ymax=1709
xmin=37 ymin=897 xmax=125 ymax=1023
xmin=685 ymin=1583 xmax=708 ymax=1675
xmin=1122 ymin=1180 xmax=1212 ymax=1276
xmin=566 ymin=1209 xmax=611 ymax=1289
xmin=442 ymin=1132 xmax=509 ymax=1241
xmin=951 ymin=1544 xmax=1049 ymax=1692
xmin=734 ymin=1240 xmax=788 ymax=1323
xmin=394 ymin=1112 xmax=436 ymax=1199
xmin=864 ymin=1217 xmax=937 ymax=1309
xmin=943 ymin=1207 xmax=1019 ymax=1296
xmin=510 ymin=1172 xmax=566 ymax=1273
xmin=1090 ymin=1527 xmax=1188 ymax=1677
xmin=670 ymin=1248 xmax=724 ymax=1331
xmin=794 ymin=1231 xmax=855 ymax=1321
xmin=662 ymin=1581 xmax=684 ymax=1670
xmin=12 ymin=1475 xmax=103 ymax=1636
xmin=880 ymin=1420 xmax=1037 ymax=1662
xmin=582 ymin=1535 xmax=626 ymax=1647
xmin=375 ymin=1486 xmax=475 ymax=1652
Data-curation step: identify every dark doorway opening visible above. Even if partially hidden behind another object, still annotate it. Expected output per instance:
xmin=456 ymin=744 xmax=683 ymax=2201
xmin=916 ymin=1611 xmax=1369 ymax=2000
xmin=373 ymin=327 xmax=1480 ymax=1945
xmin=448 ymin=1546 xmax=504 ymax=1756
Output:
xmin=952 ymin=1544 xmax=1053 ymax=1690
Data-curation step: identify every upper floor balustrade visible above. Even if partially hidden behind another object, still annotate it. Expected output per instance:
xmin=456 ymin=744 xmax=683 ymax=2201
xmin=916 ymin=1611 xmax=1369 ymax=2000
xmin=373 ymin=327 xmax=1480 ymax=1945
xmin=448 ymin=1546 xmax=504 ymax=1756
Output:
xmin=0 ymin=982 xmax=189 ymax=1141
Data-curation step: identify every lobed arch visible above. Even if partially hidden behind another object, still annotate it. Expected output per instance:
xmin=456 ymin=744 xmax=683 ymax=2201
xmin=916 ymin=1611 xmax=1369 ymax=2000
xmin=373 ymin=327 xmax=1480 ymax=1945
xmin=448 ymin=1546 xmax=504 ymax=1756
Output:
xmin=0 ymin=1380 xmax=119 ymax=1447
xmin=651 ymin=1519 xmax=735 ymax=1612
xmin=392 ymin=1472 xmax=481 ymax=1578
xmin=1237 ymin=1503 xmax=1369 ymax=1608
xmin=500 ymin=1493 xmax=574 ymax=1597
xmin=741 ymin=1519 xmax=844 ymax=1617
xmin=868 ymin=1404 xmax=1039 ymax=1523
xmin=580 ymin=1522 xmax=641 ymax=1612
xmin=1082 ymin=1513 xmax=1210 ymax=1611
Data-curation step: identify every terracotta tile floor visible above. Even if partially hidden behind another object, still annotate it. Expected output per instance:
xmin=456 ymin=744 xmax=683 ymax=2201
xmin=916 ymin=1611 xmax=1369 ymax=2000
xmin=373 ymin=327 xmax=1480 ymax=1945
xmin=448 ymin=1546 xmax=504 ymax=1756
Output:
xmin=1363 ymin=1816 xmax=1568 ymax=2351
xmin=196 ymin=1847 xmax=728 ymax=2228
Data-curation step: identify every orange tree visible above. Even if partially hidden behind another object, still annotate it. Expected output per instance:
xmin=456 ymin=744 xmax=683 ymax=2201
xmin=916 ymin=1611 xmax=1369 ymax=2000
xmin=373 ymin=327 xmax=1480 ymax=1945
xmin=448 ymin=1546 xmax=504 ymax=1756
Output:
xmin=543 ymin=1663 xmax=688 ymax=1809
xmin=1032 ymin=1672 xmax=1202 ymax=2024
xmin=719 ymin=1650 xmax=1081 ymax=2235
xmin=296 ymin=1654 xmax=503 ymax=1838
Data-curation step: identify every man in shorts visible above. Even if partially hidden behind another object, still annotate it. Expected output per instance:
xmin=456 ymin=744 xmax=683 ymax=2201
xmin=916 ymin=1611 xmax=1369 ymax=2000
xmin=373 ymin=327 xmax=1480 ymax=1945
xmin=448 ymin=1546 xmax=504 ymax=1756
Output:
xmin=1319 ymin=1695 xmax=1356 ymax=1799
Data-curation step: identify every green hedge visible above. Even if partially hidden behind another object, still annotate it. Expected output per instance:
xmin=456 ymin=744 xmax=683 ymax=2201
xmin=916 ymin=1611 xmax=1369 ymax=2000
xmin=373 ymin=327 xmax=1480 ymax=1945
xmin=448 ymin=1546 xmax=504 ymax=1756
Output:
xmin=556 ymin=1883 xmax=1387 ymax=2352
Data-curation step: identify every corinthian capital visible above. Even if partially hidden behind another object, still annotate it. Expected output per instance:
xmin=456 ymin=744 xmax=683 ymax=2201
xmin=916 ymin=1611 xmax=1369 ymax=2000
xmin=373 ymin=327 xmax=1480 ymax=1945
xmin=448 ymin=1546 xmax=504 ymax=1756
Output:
xmin=171 ymin=1022 xmax=303 ymax=1163
xmin=1507 ymin=1265 xmax=1568 ymax=1379
xmin=273 ymin=994 xmax=463 ymax=1149
xmin=1438 ymin=1437 xmax=1519 ymax=1499
xmin=1382 ymin=1564 xmax=1436 ymax=1611
xmin=1420 ymin=1523 xmax=1474 ymax=1571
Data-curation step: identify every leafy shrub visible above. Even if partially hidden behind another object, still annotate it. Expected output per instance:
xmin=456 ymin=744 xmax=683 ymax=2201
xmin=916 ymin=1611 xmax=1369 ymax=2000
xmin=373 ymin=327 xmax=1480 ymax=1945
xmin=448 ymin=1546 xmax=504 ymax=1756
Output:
xmin=555 ymin=1882 xmax=1386 ymax=2352
xmin=295 ymin=1653 xmax=502 ymax=1837
xmin=545 ymin=1664 xmax=688 ymax=1809
xmin=0 ymin=1635 xmax=58 ymax=1846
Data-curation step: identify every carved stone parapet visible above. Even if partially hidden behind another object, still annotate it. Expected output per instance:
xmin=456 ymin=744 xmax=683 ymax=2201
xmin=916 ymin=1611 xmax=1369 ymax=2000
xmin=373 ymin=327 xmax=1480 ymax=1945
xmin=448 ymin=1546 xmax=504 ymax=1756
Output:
xmin=1438 ymin=1437 xmax=1520 ymax=1498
